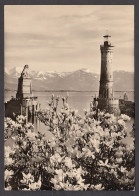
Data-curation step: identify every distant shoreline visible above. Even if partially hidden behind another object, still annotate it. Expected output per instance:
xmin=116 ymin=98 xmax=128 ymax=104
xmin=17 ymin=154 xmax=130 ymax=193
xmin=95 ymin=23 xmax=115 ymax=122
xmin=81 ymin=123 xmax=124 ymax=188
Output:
xmin=4 ymin=89 xmax=135 ymax=93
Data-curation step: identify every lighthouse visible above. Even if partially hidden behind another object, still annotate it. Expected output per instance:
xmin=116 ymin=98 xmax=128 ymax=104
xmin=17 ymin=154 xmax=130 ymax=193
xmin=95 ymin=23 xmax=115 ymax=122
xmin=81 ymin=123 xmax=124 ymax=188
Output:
xmin=98 ymin=35 xmax=120 ymax=115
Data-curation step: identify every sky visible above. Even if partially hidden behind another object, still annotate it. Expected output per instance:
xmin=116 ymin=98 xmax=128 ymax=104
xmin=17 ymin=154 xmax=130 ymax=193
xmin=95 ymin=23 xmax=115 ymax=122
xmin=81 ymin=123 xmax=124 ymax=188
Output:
xmin=4 ymin=5 xmax=134 ymax=74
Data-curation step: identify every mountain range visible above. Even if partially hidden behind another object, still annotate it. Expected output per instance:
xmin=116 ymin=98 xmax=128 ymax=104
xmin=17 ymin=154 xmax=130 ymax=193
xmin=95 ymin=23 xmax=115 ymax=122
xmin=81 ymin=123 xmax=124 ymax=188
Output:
xmin=4 ymin=67 xmax=134 ymax=92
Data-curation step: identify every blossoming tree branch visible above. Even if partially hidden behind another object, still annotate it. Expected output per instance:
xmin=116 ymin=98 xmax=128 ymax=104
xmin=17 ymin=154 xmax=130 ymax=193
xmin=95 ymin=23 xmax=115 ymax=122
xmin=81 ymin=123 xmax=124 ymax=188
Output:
xmin=4 ymin=95 xmax=135 ymax=190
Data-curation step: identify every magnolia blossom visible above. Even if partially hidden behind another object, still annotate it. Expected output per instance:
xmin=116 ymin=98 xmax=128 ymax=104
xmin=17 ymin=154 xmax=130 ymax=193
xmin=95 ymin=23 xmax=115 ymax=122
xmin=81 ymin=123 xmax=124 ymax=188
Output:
xmin=99 ymin=159 xmax=110 ymax=168
xmin=115 ymin=150 xmax=124 ymax=158
xmin=4 ymin=98 xmax=135 ymax=191
xmin=116 ymin=158 xmax=123 ymax=164
xmin=64 ymin=157 xmax=74 ymax=168
xmin=5 ymin=157 xmax=14 ymax=166
xmin=50 ymin=154 xmax=63 ymax=164
xmin=5 ymin=118 xmax=16 ymax=127
xmin=118 ymin=119 xmax=126 ymax=127
xmin=21 ymin=172 xmax=34 ymax=185
xmin=105 ymin=139 xmax=114 ymax=149
xmin=5 ymin=169 xmax=14 ymax=181
xmin=26 ymin=130 xmax=37 ymax=140
xmin=54 ymin=169 xmax=65 ymax=182
xmin=16 ymin=115 xmax=26 ymax=124
xmin=89 ymin=138 xmax=100 ymax=151
xmin=51 ymin=167 xmax=87 ymax=191
xmin=4 ymin=121 xmax=8 ymax=129
xmin=103 ymin=128 xmax=110 ymax=138
xmin=67 ymin=167 xmax=83 ymax=179
xmin=47 ymin=137 xmax=56 ymax=148
xmin=25 ymin=123 xmax=34 ymax=130
xmin=120 ymin=114 xmax=131 ymax=121
xmin=4 ymin=146 xmax=13 ymax=157
xmin=5 ymin=186 xmax=12 ymax=190
xmin=29 ymin=176 xmax=41 ymax=190
xmin=128 ymin=168 xmax=135 ymax=179
xmin=4 ymin=146 xmax=15 ymax=166
xmin=91 ymin=184 xmax=104 ymax=190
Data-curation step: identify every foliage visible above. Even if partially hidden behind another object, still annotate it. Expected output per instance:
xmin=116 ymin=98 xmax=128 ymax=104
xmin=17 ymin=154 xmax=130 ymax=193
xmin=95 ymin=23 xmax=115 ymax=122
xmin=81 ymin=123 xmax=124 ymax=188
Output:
xmin=4 ymin=95 xmax=135 ymax=190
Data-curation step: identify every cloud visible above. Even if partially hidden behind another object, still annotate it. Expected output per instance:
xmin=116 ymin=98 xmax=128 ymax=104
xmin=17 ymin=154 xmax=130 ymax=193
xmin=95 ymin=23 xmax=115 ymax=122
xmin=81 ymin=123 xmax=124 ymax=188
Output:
xmin=4 ymin=5 xmax=134 ymax=73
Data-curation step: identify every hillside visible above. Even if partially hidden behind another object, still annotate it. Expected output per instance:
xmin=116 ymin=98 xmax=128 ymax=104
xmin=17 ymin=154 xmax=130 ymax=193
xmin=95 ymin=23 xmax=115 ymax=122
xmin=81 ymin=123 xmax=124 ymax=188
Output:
xmin=4 ymin=67 xmax=134 ymax=92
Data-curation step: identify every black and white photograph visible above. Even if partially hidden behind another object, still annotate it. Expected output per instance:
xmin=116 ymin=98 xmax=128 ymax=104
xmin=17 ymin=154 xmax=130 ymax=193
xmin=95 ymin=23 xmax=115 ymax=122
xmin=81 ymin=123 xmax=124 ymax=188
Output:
xmin=4 ymin=5 xmax=135 ymax=191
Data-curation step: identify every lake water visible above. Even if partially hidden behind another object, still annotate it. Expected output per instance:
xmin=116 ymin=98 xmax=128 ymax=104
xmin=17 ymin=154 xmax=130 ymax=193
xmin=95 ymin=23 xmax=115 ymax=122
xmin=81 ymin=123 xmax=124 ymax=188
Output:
xmin=5 ymin=91 xmax=134 ymax=116
xmin=5 ymin=91 xmax=134 ymax=142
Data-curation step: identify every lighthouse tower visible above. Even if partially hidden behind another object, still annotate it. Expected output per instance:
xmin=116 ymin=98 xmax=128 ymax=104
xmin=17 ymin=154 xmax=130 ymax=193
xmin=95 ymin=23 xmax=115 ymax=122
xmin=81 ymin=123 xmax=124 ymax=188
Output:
xmin=98 ymin=35 xmax=120 ymax=115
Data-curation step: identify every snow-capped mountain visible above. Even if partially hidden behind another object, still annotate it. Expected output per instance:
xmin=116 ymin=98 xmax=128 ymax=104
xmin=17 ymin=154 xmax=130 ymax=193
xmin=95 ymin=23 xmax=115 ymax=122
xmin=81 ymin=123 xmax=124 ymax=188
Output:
xmin=5 ymin=66 xmax=72 ymax=80
xmin=35 ymin=71 xmax=70 ymax=80
xmin=4 ymin=67 xmax=134 ymax=92
xmin=8 ymin=67 xmax=23 ymax=78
